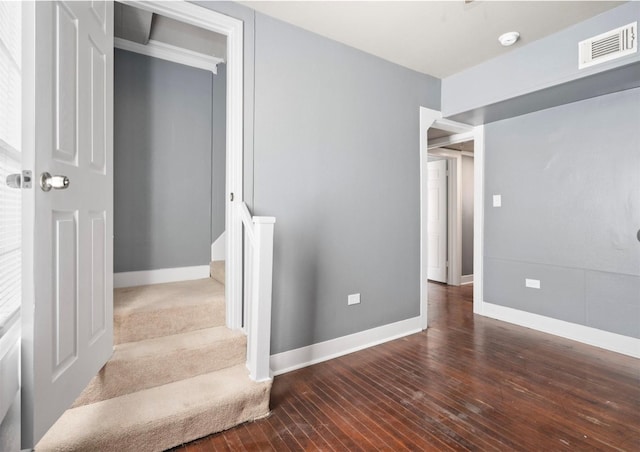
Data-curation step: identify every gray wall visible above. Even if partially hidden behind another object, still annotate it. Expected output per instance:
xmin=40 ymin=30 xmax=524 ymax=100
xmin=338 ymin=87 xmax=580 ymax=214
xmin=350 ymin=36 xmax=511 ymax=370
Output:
xmin=194 ymin=2 xmax=440 ymax=354
xmin=253 ymin=13 xmax=440 ymax=353
xmin=442 ymin=2 xmax=640 ymax=124
xmin=484 ymin=87 xmax=640 ymax=339
xmin=114 ymin=49 xmax=213 ymax=272
xmin=461 ymin=155 xmax=474 ymax=276
xmin=212 ymin=63 xmax=226 ymax=242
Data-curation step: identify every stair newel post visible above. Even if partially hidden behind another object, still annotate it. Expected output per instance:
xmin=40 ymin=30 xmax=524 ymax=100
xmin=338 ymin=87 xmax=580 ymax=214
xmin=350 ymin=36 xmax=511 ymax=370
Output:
xmin=248 ymin=216 xmax=276 ymax=382
xmin=243 ymin=226 xmax=254 ymax=365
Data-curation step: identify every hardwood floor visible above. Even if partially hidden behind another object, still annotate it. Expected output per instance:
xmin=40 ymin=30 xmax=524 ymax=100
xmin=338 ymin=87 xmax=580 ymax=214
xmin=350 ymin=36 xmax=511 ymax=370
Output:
xmin=175 ymin=283 xmax=640 ymax=451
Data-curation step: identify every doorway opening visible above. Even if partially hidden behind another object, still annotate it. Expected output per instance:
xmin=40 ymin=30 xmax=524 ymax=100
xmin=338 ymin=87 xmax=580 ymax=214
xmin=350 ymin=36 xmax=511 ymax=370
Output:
xmin=110 ymin=1 xmax=244 ymax=330
xmin=426 ymin=138 xmax=475 ymax=286
xmin=419 ymin=108 xmax=484 ymax=330
xmin=112 ymin=1 xmax=227 ymax=289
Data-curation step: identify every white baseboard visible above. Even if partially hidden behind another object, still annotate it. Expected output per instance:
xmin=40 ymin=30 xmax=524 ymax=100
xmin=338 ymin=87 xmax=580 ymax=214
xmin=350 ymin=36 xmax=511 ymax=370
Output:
xmin=211 ymin=231 xmax=226 ymax=261
xmin=270 ymin=316 xmax=423 ymax=376
xmin=481 ymin=301 xmax=640 ymax=359
xmin=460 ymin=274 xmax=474 ymax=285
xmin=114 ymin=265 xmax=210 ymax=288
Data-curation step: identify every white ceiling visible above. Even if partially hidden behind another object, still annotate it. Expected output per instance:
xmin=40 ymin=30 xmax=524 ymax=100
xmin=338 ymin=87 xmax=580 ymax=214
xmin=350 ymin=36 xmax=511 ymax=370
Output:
xmin=241 ymin=1 xmax=623 ymax=78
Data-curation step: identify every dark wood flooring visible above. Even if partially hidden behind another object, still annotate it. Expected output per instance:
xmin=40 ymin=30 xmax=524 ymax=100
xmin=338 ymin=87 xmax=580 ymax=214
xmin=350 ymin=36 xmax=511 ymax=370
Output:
xmin=175 ymin=282 xmax=640 ymax=451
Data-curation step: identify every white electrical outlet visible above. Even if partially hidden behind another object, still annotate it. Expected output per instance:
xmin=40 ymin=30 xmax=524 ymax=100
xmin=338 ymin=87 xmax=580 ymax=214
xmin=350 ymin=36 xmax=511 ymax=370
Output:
xmin=525 ymin=278 xmax=541 ymax=289
xmin=493 ymin=194 xmax=502 ymax=207
xmin=348 ymin=293 xmax=361 ymax=305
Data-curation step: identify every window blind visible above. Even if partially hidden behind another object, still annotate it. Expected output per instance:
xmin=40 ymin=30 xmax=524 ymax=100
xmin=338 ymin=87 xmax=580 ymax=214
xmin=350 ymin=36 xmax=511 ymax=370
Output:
xmin=0 ymin=1 xmax=21 ymax=329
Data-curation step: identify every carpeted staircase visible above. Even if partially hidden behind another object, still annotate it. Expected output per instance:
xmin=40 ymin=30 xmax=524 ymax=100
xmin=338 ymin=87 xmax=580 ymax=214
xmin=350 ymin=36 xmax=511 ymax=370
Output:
xmin=37 ymin=275 xmax=271 ymax=452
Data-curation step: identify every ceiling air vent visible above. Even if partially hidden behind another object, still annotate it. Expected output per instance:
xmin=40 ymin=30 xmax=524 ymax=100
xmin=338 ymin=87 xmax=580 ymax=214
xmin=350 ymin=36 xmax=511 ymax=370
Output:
xmin=579 ymin=22 xmax=637 ymax=69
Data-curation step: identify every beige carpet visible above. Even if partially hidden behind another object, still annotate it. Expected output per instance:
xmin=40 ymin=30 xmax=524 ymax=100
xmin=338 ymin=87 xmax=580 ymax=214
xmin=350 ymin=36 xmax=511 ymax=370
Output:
xmin=114 ymin=278 xmax=226 ymax=344
xmin=37 ymin=278 xmax=271 ymax=452
xmin=210 ymin=260 xmax=225 ymax=285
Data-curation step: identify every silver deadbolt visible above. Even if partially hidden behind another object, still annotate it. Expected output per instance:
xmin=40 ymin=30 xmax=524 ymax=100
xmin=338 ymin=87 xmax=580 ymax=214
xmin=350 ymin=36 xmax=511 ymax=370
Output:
xmin=40 ymin=172 xmax=70 ymax=192
xmin=5 ymin=170 xmax=32 ymax=189
xmin=6 ymin=173 xmax=22 ymax=189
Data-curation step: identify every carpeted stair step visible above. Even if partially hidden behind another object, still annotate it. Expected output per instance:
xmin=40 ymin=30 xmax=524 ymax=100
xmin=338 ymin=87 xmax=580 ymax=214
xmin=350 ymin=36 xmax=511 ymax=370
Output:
xmin=210 ymin=260 xmax=225 ymax=285
xmin=72 ymin=326 xmax=246 ymax=407
xmin=115 ymin=278 xmax=225 ymax=344
xmin=36 ymin=364 xmax=272 ymax=452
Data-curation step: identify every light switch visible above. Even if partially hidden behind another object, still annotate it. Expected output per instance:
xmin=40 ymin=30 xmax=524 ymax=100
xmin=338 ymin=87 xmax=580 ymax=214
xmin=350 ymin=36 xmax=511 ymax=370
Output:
xmin=348 ymin=293 xmax=361 ymax=306
xmin=493 ymin=195 xmax=502 ymax=207
xmin=525 ymin=279 xmax=541 ymax=289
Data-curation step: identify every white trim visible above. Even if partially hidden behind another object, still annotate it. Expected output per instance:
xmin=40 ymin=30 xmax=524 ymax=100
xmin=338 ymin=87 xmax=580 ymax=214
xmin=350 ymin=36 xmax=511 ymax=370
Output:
xmin=482 ymin=302 xmax=640 ymax=359
xmin=211 ymin=231 xmax=226 ymax=261
xmin=428 ymin=131 xmax=475 ymax=150
xmin=419 ymin=108 xmax=441 ymax=330
xmin=427 ymin=148 xmax=464 ymax=159
xmin=123 ymin=1 xmax=244 ymax=331
xmin=270 ymin=316 xmax=422 ymax=376
xmin=419 ymin=145 xmax=428 ymax=329
xmin=430 ymin=117 xmax=472 ymax=134
xmin=451 ymin=152 xmax=462 ymax=287
xmin=461 ymin=275 xmax=474 ymax=285
xmin=473 ymin=125 xmax=485 ymax=315
xmin=253 ymin=216 xmax=276 ymax=224
xmin=113 ymin=265 xmax=210 ymax=288
xmin=244 ymin=213 xmax=276 ymax=382
xmin=223 ymin=8 xmax=244 ymax=332
xmin=114 ymin=37 xmax=222 ymax=74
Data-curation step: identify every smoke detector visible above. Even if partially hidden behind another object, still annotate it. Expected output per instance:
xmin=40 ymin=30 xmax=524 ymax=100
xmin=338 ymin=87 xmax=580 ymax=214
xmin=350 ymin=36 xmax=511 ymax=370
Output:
xmin=498 ymin=31 xmax=520 ymax=47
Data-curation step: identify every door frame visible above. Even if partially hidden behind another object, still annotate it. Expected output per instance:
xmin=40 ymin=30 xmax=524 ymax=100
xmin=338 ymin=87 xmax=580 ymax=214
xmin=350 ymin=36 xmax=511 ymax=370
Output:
xmin=419 ymin=107 xmax=485 ymax=330
xmin=120 ymin=1 xmax=244 ymax=330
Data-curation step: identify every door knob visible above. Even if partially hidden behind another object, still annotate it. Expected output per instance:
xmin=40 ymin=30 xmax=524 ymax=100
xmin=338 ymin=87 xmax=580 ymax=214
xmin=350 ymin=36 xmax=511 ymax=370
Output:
xmin=40 ymin=172 xmax=70 ymax=191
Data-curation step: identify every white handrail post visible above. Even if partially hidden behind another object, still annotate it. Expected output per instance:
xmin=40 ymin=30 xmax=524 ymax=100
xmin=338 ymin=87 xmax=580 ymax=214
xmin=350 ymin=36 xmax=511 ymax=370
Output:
xmin=248 ymin=217 xmax=275 ymax=382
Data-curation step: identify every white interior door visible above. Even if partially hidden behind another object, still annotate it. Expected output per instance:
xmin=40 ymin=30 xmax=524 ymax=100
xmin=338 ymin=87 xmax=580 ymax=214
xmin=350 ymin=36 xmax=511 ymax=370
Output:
xmin=427 ymin=159 xmax=447 ymax=283
xmin=21 ymin=1 xmax=114 ymax=447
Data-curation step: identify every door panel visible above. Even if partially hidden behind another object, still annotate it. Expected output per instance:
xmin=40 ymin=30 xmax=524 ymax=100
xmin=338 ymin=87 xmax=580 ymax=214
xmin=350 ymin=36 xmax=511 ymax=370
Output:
xmin=427 ymin=159 xmax=447 ymax=283
xmin=89 ymin=39 xmax=107 ymax=173
xmin=52 ymin=210 xmax=78 ymax=378
xmin=54 ymin=2 xmax=78 ymax=164
xmin=22 ymin=1 xmax=113 ymax=447
xmin=89 ymin=211 xmax=107 ymax=342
